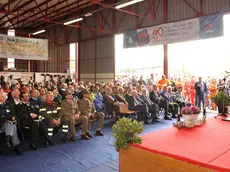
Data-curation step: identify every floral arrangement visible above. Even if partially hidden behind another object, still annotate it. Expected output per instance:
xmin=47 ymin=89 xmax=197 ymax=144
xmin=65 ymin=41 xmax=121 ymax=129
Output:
xmin=181 ymin=106 xmax=201 ymax=115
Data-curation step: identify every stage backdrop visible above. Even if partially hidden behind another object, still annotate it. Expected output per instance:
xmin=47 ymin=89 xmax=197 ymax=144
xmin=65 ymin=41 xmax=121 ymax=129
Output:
xmin=0 ymin=34 xmax=48 ymax=60
xmin=124 ymin=13 xmax=223 ymax=48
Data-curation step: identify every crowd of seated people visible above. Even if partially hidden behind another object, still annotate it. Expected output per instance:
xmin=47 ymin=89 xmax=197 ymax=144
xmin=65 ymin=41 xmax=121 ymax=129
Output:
xmin=0 ymin=78 xmax=104 ymax=156
xmin=0 ymin=73 xmax=227 ymax=156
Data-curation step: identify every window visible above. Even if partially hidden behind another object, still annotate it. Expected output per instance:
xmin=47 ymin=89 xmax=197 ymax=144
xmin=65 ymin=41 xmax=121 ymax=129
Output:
xmin=69 ymin=43 xmax=77 ymax=75
xmin=7 ymin=29 xmax=15 ymax=68
xmin=115 ymin=34 xmax=164 ymax=79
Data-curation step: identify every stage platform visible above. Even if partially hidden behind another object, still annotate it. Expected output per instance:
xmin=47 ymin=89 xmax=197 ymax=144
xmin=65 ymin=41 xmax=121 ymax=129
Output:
xmin=120 ymin=118 xmax=230 ymax=172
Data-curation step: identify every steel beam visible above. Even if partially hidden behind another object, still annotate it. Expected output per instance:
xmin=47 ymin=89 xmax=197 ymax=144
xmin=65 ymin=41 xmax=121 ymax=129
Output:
xmin=163 ymin=0 xmax=168 ymax=78
xmin=89 ymin=0 xmax=152 ymax=20
xmin=0 ymin=0 xmax=35 ymax=27
xmin=22 ymin=1 xmax=90 ymax=28
xmin=2 ymin=8 xmax=112 ymax=34
xmin=183 ymin=0 xmax=199 ymax=13
xmin=8 ymin=0 xmax=86 ymax=28
xmin=138 ymin=0 xmax=160 ymax=28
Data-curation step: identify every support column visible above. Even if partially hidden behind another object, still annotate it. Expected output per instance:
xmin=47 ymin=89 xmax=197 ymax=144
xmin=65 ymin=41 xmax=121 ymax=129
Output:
xmin=77 ymin=42 xmax=81 ymax=82
xmin=163 ymin=0 xmax=168 ymax=78
xmin=163 ymin=44 xmax=168 ymax=78
xmin=77 ymin=28 xmax=81 ymax=82
xmin=28 ymin=34 xmax=31 ymax=72
xmin=94 ymin=39 xmax=97 ymax=83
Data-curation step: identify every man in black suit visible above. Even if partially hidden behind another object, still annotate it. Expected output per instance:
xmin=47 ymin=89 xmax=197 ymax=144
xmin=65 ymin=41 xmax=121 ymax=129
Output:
xmin=195 ymin=77 xmax=208 ymax=108
xmin=127 ymin=90 xmax=150 ymax=123
xmin=140 ymin=88 xmax=158 ymax=122
xmin=103 ymin=87 xmax=120 ymax=116
xmin=149 ymin=84 xmax=171 ymax=120
xmin=16 ymin=92 xmax=49 ymax=150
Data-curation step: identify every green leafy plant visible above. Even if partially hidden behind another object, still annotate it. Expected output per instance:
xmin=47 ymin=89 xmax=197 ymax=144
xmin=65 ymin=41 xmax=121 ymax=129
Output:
xmin=211 ymin=91 xmax=230 ymax=106
xmin=112 ymin=118 xmax=144 ymax=151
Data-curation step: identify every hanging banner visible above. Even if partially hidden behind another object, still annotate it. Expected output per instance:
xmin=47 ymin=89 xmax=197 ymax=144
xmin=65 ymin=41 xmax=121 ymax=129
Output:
xmin=0 ymin=34 xmax=48 ymax=60
xmin=199 ymin=13 xmax=223 ymax=39
xmin=138 ymin=18 xmax=200 ymax=46
xmin=123 ymin=30 xmax=138 ymax=48
xmin=123 ymin=13 xmax=224 ymax=48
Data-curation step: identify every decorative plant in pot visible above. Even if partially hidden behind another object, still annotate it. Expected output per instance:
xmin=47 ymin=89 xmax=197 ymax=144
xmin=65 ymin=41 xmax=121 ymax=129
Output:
xmin=181 ymin=106 xmax=201 ymax=128
xmin=211 ymin=91 xmax=230 ymax=115
xmin=112 ymin=118 xmax=144 ymax=152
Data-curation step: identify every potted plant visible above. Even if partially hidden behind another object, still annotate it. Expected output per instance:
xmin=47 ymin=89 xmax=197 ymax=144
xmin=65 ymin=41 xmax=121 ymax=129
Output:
xmin=211 ymin=91 xmax=230 ymax=115
xmin=112 ymin=118 xmax=144 ymax=152
xmin=181 ymin=106 xmax=201 ymax=128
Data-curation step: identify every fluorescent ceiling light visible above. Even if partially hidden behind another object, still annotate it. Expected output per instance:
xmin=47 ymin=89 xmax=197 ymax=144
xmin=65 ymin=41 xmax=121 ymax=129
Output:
xmin=115 ymin=0 xmax=144 ymax=9
xmin=64 ymin=18 xmax=83 ymax=25
xmin=85 ymin=12 xmax=92 ymax=17
xmin=33 ymin=30 xmax=45 ymax=35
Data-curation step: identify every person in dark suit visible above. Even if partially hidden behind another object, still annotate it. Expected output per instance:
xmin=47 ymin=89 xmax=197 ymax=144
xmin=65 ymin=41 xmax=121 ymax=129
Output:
xmin=103 ymin=88 xmax=120 ymax=116
xmin=195 ymin=77 xmax=208 ymax=108
xmin=140 ymin=88 xmax=158 ymax=122
xmin=65 ymin=75 xmax=72 ymax=85
xmin=8 ymin=89 xmax=21 ymax=113
xmin=149 ymin=84 xmax=171 ymax=120
xmin=127 ymin=90 xmax=150 ymax=123
xmin=16 ymin=92 xmax=49 ymax=150
xmin=162 ymin=86 xmax=179 ymax=118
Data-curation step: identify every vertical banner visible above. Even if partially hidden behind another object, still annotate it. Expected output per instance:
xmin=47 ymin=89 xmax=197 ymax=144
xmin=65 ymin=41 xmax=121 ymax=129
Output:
xmin=199 ymin=13 xmax=224 ymax=39
xmin=123 ymin=30 xmax=138 ymax=48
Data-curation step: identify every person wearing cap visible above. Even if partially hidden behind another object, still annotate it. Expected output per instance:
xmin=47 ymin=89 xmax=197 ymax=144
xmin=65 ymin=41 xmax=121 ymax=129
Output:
xmin=39 ymin=91 xmax=69 ymax=145
xmin=79 ymin=89 xmax=104 ymax=136
xmin=61 ymin=90 xmax=92 ymax=142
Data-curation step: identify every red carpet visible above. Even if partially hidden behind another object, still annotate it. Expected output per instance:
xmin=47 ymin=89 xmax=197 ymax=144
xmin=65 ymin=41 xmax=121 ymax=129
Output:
xmin=133 ymin=118 xmax=230 ymax=172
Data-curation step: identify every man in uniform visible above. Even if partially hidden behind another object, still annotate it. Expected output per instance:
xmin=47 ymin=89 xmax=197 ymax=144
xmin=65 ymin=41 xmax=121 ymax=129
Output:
xmin=61 ymin=91 xmax=92 ymax=142
xmin=16 ymin=92 xmax=50 ymax=150
xmin=0 ymin=92 xmax=23 ymax=155
xmin=79 ymin=89 xmax=104 ymax=136
xmin=39 ymin=91 xmax=69 ymax=144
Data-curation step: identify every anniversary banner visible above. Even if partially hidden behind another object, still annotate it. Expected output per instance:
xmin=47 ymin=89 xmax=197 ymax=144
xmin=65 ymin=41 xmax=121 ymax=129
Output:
xmin=124 ymin=13 xmax=223 ymax=48
xmin=0 ymin=34 xmax=48 ymax=60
